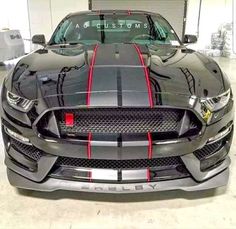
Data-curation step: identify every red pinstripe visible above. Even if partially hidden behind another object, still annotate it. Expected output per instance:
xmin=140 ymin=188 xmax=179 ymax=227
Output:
xmin=147 ymin=168 xmax=151 ymax=182
xmin=87 ymin=132 xmax=92 ymax=159
xmin=86 ymin=45 xmax=98 ymax=181
xmin=147 ymin=132 xmax=152 ymax=182
xmin=88 ymin=171 xmax=92 ymax=182
xmin=87 ymin=132 xmax=92 ymax=181
xmin=147 ymin=132 xmax=153 ymax=159
xmin=86 ymin=44 xmax=98 ymax=107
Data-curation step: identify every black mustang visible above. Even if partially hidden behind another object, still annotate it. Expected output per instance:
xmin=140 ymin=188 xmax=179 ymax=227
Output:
xmin=1 ymin=10 xmax=234 ymax=193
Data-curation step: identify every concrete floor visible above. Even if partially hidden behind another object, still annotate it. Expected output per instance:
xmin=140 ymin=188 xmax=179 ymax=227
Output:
xmin=0 ymin=57 xmax=235 ymax=229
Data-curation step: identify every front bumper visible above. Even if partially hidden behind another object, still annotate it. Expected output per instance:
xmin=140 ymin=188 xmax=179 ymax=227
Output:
xmin=1 ymin=94 xmax=234 ymax=192
xmin=7 ymin=167 xmax=230 ymax=193
xmin=3 ymin=125 xmax=233 ymax=192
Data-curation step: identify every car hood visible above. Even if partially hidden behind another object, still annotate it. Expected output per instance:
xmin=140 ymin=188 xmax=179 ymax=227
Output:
xmin=6 ymin=43 xmax=228 ymax=108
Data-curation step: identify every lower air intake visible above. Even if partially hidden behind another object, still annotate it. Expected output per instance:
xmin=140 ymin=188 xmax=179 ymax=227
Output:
xmin=10 ymin=138 xmax=43 ymax=161
xmin=56 ymin=156 xmax=183 ymax=169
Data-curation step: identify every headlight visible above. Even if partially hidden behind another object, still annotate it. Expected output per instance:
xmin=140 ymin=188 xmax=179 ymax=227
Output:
xmin=7 ymin=91 xmax=34 ymax=112
xmin=201 ymin=89 xmax=231 ymax=112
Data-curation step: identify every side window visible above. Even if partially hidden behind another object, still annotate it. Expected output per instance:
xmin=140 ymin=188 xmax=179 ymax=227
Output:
xmin=155 ymin=22 xmax=168 ymax=40
xmin=154 ymin=16 xmax=179 ymax=42
xmin=54 ymin=20 xmax=71 ymax=43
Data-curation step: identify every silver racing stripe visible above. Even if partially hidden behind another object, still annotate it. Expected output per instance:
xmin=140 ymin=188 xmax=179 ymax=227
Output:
xmin=89 ymin=44 xmax=151 ymax=107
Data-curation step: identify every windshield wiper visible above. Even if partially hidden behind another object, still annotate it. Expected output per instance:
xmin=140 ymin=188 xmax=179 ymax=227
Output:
xmin=49 ymin=42 xmax=85 ymax=47
xmin=68 ymin=42 xmax=85 ymax=45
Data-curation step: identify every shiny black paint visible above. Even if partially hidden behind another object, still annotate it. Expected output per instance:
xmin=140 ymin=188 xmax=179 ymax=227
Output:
xmin=6 ymin=43 xmax=228 ymax=107
xmin=1 ymin=11 xmax=234 ymax=192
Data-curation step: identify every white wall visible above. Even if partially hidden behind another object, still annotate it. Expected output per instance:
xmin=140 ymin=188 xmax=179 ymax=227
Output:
xmin=186 ymin=0 xmax=232 ymax=49
xmin=0 ymin=0 xmax=29 ymax=37
xmin=28 ymin=0 xmax=89 ymax=41
xmin=51 ymin=0 xmax=88 ymax=30
xmin=0 ymin=0 xmax=30 ymax=52
xmin=28 ymin=0 xmax=52 ymax=41
xmin=233 ymin=0 xmax=236 ymax=53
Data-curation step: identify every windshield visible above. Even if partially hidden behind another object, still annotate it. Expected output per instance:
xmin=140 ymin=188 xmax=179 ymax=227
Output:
xmin=50 ymin=13 xmax=180 ymax=46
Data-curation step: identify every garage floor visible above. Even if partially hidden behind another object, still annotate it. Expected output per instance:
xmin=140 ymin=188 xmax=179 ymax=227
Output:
xmin=0 ymin=57 xmax=235 ymax=229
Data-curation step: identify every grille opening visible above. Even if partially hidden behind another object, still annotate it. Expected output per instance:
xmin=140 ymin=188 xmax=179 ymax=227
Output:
xmin=37 ymin=108 xmax=202 ymax=139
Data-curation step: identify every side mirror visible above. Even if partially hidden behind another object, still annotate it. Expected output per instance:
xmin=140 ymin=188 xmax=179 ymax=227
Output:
xmin=32 ymin=34 xmax=46 ymax=46
xmin=184 ymin=35 xmax=198 ymax=44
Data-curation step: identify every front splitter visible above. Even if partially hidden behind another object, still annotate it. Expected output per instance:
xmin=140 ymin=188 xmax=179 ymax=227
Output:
xmin=7 ymin=168 xmax=229 ymax=193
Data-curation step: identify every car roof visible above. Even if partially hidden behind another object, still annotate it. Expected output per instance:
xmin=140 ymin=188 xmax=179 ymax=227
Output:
xmin=69 ymin=10 xmax=160 ymax=17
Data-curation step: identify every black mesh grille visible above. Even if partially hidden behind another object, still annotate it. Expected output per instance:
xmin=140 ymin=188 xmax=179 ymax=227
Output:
xmin=10 ymin=138 xmax=43 ymax=161
xmin=54 ymin=108 xmax=200 ymax=135
xmin=194 ymin=141 xmax=222 ymax=160
xmin=56 ymin=156 xmax=183 ymax=169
